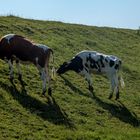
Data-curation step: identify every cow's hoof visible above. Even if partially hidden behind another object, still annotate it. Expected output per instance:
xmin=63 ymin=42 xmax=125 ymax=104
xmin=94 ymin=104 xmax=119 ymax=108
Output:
xmin=9 ymin=77 xmax=14 ymax=83
xmin=18 ymin=74 xmax=22 ymax=81
xmin=48 ymin=88 xmax=52 ymax=96
xmin=42 ymin=90 xmax=46 ymax=96
xmin=89 ymin=86 xmax=94 ymax=93
xmin=115 ymin=95 xmax=119 ymax=100
xmin=108 ymin=94 xmax=113 ymax=99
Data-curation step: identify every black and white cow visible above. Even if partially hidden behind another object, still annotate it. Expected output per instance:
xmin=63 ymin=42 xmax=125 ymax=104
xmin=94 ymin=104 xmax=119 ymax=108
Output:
xmin=0 ymin=34 xmax=54 ymax=95
xmin=57 ymin=50 xmax=125 ymax=100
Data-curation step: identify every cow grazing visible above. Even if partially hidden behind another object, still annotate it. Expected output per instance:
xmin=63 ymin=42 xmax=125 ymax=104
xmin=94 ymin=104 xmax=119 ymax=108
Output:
xmin=57 ymin=50 xmax=125 ymax=100
xmin=0 ymin=34 xmax=54 ymax=95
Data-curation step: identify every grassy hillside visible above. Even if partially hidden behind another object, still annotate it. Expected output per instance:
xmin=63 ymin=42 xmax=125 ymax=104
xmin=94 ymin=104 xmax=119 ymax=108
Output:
xmin=0 ymin=15 xmax=140 ymax=140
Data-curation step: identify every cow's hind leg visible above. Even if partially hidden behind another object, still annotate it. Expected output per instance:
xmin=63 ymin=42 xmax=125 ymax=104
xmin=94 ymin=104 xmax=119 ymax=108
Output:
xmin=45 ymin=55 xmax=52 ymax=96
xmin=88 ymin=84 xmax=94 ymax=93
xmin=42 ymin=70 xmax=47 ymax=95
xmin=16 ymin=60 xmax=22 ymax=81
xmin=115 ymin=87 xmax=119 ymax=100
xmin=108 ymin=75 xmax=116 ymax=99
xmin=114 ymin=74 xmax=119 ymax=100
xmin=45 ymin=66 xmax=52 ymax=96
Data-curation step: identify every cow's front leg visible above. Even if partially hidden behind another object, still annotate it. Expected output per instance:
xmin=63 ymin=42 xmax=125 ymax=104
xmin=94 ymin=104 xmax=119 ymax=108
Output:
xmin=80 ymin=70 xmax=94 ymax=93
xmin=84 ymin=72 xmax=94 ymax=93
xmin=37 ymin=65 xmax=47 ymax=95
xmin=8 ymin=60 xmax=14 ymax=82
xmin=45 ymin=66 xmax=52 ymax=96
xmin=115 ymin=86 xmax=119 ymax=100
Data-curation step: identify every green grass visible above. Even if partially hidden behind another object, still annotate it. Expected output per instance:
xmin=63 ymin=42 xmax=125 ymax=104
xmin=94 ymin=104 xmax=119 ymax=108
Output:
xmin=0 ymin=15 xmax=140 ymax=140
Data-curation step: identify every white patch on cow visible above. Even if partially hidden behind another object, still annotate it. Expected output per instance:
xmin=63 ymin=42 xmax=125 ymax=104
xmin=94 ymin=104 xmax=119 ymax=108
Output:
xmin=109 ymin=55 xmax=118 ymax=61
xmin=35 ymin=57 xmax=39 ymax=64
xmin=36 ymin=44 xmax=49 ymax=52
xmin=3 ymin=34 xmax=15 ymax=44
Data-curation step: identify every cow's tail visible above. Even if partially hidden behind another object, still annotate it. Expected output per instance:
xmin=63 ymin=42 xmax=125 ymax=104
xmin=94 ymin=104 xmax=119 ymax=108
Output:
xmin=48 ymin=49 xmax=56 ymax=80
xmin=118 ymin=59 xmax=125 ymax=88
xmin=118 ymin=75 xmax=125 ymax=88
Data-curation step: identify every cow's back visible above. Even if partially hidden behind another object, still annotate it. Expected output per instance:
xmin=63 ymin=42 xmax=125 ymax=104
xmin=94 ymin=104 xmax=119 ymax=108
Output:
xmin=0 ymin=34 xmax=47 ymax=65
xmin=75 ymin=50 xmax=121 ymax=74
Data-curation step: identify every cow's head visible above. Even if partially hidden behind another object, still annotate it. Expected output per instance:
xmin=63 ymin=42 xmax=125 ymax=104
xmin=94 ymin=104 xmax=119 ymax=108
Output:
xmin=57 ymin=62 xmax=69 ymax=74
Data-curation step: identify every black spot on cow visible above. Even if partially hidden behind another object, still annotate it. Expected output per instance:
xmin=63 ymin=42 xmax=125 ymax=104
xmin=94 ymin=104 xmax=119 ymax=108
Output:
xmin=69 ymin=56 xmax=84 ymax=73
xmin=100 ymin=55 xmax=104 ymax=60
xmin=84 ymin=67 xmax=89 ymax=73
xmin=100 ymin=55 xmax=105 ymax=68
xmin=86 ymin=53 xmax=92 ymax=62
xmin=57 ymin=56 xmax=84 ymax=74
xmin=96 ymin=62 xmax=101 ymax=72
xmin=85 ymin=63 xmax=89 ymax=68
xmin=105 ymin=58 xmax=108 ymax=63
xmin=109 ymin=60 xmax=115 ymax=67
xmin=114 ymin=64 xmax=119 ymax=70
xmin=87 ymin=54 xmax=96 ymax=65
xmin=86 ymin=54 xmax=101 ymax=72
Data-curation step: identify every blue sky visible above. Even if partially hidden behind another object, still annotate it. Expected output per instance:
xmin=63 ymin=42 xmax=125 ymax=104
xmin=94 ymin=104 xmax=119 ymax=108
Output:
xmin=0 ymin=0 xmax=140 ymax=29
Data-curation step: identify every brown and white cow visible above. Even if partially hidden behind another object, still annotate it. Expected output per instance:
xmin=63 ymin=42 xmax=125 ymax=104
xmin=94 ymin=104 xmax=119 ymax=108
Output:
xmin=57 ymin=50 xmax=125 ymax=100
xmin=0 ymin=34 xmax=54 ymax=95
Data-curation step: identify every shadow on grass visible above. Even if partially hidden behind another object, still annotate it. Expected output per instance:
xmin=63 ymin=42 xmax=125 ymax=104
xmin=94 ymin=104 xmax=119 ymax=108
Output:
xmin=61 ymin=75 xmax=140 ymax=127
xmin=0 ymin=80 xmax=75 ymax=128
xmin=61 ymin=75 xmax=89 ymax=98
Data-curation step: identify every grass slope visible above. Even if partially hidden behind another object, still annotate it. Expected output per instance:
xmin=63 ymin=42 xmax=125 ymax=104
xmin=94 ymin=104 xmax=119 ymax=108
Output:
xmin=0 ymin=16 xmax=140 ymax=140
